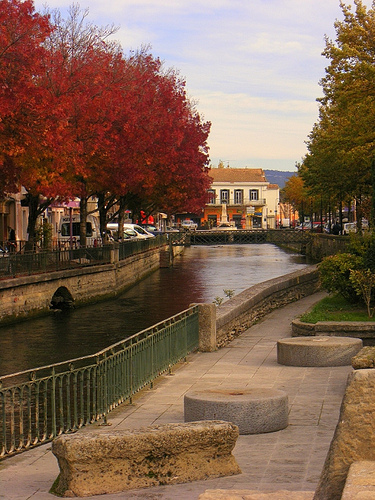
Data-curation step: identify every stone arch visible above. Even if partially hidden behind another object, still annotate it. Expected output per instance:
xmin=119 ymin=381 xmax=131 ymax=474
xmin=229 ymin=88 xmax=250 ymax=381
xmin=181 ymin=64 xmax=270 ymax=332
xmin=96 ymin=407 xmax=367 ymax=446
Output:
xmin=51 ymin=286 xmax=74 ymax=310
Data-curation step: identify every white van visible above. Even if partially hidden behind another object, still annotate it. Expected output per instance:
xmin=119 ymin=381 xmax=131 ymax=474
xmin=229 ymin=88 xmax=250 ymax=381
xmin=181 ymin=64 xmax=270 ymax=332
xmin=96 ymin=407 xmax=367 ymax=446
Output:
xmin=106 ymin=223 xmax=155 ymax=240
xmin=59 ymin=215 xmax=102 ymax=246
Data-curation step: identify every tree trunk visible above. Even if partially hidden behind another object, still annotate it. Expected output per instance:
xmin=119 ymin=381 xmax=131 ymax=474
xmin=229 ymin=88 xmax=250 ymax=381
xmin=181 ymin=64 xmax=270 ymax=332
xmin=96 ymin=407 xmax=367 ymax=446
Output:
xmin=371 ymin=158 xmax=375 ymax=229
xmin=356 ymin=195 xmax=363 ymax=234
xmin=117 ymin=196 xmax=127 ymax=240
xmin=97 ymin=192 xmax=107 ymax=239
xmin=25 ymin=194 xmax=40 ymax=251
xmin=79 ymin=197 xmax=88 ymax=247
xmin=24 ymin=193 xmax=52 ymax=251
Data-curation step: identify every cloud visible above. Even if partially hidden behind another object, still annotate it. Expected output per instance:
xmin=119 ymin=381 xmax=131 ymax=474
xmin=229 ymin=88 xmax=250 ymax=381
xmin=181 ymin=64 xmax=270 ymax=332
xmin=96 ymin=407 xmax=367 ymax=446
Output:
xmin=33 ymin=0 xmax=374 ymax=170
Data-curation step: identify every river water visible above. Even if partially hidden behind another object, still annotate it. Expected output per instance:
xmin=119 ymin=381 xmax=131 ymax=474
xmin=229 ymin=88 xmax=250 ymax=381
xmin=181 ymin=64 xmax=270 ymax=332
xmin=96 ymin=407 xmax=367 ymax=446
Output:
xmin=0 ymin=244 xmax=307 ymax=376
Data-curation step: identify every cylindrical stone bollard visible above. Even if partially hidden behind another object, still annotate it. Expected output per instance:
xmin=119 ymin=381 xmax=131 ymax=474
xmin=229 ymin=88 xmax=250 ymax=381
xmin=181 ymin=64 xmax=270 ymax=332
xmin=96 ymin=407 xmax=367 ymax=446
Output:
xmin=184 ymin=387 xmax=288 ymax=435
xmin=277 ymin=336 xmax=363 ymax=367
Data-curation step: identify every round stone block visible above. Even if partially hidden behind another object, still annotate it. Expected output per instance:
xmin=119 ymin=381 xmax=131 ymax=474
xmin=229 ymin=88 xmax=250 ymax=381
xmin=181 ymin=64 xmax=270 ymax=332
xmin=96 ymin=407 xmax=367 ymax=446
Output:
xmin=184 ymin=388 xmax=288 ymax=435
xmin=277 ymin=336 xmax=363 ymax=367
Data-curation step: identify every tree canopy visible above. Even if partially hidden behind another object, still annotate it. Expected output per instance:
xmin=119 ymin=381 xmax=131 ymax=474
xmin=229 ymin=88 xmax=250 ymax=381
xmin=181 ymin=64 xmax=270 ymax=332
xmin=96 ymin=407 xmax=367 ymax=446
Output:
xmin=0 ymin=0 xmax=211 ymax=245
xmin=300 ymin=0 xmax=375 ymax=225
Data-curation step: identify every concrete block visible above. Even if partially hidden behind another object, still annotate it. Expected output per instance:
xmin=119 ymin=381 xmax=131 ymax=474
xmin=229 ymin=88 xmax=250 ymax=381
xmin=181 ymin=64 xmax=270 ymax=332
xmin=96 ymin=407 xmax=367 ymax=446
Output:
xmin=51 ymin=420 xmax=240 ymax=497
xmin=199 ymin=490 xmax=314 ymax=499
xmin=341 ymin=461 xmax=375 ymax=499
xmin=314 ymin=369 xmax=375 ymax=500
xmin=352 ymin=346 xmax=375 ymax=369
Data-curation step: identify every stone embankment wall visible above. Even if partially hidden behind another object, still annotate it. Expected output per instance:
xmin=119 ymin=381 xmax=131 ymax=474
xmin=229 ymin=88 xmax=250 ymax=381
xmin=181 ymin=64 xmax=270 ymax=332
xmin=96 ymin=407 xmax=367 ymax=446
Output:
xmin=292 ymin=318 xmax=375 ymax=343
xmin=215 ymin=265 xmax=320 ymax=347
xmin=306 ymin=233 xmax=349 ymax=261
xmin=0 ymin=245 xmax=183 ymax=325
xmin=277 ymin=234 xmax=349 ymax=261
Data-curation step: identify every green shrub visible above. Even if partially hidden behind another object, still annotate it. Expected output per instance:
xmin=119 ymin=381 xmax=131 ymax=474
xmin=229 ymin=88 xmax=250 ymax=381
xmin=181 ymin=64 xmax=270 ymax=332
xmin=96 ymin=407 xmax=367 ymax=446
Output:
xmin=318 ymin=253 xmax=363 ymax=301
xmin=349 ymin=269 xmax=375 ymax=317
xmin=348 ymin=232 xmax=375 ymax=271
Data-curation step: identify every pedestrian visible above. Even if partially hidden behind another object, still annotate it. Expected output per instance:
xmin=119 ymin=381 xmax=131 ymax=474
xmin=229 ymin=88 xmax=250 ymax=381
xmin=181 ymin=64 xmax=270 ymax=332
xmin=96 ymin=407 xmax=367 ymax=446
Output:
xmin=331 ymin=221 xmax=341 ymax=235
xmin=8 ymin=227 xmax=16 ymax=252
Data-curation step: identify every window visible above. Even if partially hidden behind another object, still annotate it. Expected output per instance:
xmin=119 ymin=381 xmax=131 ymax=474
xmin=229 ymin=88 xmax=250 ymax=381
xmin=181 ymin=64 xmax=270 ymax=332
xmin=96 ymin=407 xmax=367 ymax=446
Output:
xmin=234 ymin=189 xmax=243 ymax=204
xmin=61 ymin=222 xmax=93 ymax=237
xmin=207 ymin=189 xmax=216 ymax=204
xmin=250 ymin=189 xmax=259 ymax=201
xmin=220 ymin=189 xmax=230 ymax=204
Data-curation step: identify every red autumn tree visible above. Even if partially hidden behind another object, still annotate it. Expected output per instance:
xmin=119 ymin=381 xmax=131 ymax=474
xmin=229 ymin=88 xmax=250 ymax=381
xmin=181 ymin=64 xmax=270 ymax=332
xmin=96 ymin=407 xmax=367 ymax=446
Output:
xmin=0 ymin=0 xmax=53 ymax=244
xmin=100 ymin=49 xmax=211 ymax=226
xmin=0 ymin=2 xmax=211 ymax=246
xmin=39 ymin=5 xmax=124 ymax=246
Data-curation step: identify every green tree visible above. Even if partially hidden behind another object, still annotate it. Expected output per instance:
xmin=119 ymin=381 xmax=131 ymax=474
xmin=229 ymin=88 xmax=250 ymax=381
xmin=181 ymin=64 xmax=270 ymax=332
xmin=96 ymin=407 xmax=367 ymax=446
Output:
xmin=302 ymin=1 xmax=375 ymax=224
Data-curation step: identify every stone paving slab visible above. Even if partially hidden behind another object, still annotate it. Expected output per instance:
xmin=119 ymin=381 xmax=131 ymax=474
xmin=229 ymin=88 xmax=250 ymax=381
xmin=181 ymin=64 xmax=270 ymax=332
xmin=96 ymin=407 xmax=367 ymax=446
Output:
xmin=0 ymin=291 xmax=353 ymax=500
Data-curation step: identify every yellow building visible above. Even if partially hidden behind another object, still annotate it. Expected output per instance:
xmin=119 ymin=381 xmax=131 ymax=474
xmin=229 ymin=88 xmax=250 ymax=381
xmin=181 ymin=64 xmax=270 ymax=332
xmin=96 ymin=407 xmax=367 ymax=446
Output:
xmin=202 ymin=168 xmax=279 ymax=229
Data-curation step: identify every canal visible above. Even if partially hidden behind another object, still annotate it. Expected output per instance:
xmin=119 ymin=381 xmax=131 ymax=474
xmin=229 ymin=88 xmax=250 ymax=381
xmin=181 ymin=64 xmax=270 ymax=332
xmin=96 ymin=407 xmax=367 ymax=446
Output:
xmin=0 ymin=244 xmax=307 ymax=376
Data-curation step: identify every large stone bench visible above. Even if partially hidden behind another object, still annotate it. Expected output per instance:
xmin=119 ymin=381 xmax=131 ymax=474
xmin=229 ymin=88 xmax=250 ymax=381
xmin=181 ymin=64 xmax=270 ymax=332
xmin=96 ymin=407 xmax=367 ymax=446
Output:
xmin=313 ymin=369 xmax=375 ymax=499
xmin=277 ymin=336 xmax=363 ymax=367
xmin=51 ymin=420 xmax=240 ymax=497
xmin=341 ymin=461 xmax=375 ymax=499
xmin=184 ymin=388 xmax=288 ymax=434
xmin=199 ymin=490 xmax=314 ymax=499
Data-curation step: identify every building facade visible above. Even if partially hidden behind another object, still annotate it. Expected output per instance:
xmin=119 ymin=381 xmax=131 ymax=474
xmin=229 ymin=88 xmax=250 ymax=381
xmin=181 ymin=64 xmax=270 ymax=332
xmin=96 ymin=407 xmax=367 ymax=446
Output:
xmin=202 ymin=168 xmax=279 ymax=229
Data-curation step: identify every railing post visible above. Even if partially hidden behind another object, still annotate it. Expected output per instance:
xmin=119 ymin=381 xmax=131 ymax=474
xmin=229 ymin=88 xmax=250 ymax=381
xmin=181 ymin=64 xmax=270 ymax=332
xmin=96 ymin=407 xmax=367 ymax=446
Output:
xmin=190 ymin=303 xmax=217 ymax=352
xmin=110 ymin=242 xmax=119 ymax=264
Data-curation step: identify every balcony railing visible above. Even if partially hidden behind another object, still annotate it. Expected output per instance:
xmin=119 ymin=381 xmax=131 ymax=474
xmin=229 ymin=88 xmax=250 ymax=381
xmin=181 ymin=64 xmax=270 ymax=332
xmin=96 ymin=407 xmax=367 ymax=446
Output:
xmin=208 ymin=198 xmax=266 ymax=206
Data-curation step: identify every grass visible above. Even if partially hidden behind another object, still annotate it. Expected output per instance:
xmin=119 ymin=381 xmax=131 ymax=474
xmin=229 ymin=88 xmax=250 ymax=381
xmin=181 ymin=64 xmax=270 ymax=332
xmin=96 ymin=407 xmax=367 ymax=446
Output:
xmin=299 ymin=294 xmax=375 ymax=323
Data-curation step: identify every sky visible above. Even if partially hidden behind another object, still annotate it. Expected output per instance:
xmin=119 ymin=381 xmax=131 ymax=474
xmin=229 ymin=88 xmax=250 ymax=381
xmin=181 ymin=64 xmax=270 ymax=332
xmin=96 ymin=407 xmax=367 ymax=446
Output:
xmin=33 ymin=0 xmax=372 ymax=172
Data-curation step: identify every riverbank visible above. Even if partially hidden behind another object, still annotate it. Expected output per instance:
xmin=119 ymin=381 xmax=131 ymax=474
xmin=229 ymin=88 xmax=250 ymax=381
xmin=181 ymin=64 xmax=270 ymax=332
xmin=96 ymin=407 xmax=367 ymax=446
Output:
xmin=0 ymin=243 xmax=184 ymax=326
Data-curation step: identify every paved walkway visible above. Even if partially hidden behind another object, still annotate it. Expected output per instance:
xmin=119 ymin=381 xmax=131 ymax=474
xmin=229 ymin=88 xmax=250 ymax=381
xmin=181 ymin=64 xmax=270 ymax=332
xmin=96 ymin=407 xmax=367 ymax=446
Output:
xmin=0 ymin=292 xmax=352 ymax=500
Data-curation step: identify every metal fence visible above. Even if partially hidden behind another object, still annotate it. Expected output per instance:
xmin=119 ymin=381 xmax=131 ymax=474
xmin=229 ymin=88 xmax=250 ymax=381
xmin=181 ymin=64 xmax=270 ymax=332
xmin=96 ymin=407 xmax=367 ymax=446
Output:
xmin=171 ymin=229 xmax=310 ymax=246
xmin=0 ymin=306 xmax=199 ymax=459
xmin=0 ymin=245 xmax=113 ymax=278
xmin=118 ymin=234 xmax=167 ymax=260
xmin=0 ymin=236 xmax=169 ymax=279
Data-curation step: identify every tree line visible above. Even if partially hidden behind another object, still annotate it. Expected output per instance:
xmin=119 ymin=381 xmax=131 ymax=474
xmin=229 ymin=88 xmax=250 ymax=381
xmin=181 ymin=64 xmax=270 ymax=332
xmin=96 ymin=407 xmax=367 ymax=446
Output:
xmin=0 ymin=1 xmax=212 ymax=247
xmin=283 ymin=0 xmax=375 ymax=231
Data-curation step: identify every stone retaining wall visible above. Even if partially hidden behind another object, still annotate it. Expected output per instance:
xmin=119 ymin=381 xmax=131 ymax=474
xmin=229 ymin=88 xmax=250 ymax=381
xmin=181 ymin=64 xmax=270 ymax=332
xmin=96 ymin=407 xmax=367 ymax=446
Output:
xmin=215 ymin=265 xmax=320 ymax=347
xmin=0 ymin=247 xmax=166 ymax=325
xmin=292 ymin=318 xmax=375 ymax=342
xmin=313 ymin=369 xmax=375 ymax=500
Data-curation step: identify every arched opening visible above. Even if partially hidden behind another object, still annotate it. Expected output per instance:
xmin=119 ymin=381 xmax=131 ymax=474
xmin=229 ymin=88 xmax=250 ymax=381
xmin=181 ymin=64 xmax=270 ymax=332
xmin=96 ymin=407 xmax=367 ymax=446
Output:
xmin=51 ymin=286 xmax=74 ymax=310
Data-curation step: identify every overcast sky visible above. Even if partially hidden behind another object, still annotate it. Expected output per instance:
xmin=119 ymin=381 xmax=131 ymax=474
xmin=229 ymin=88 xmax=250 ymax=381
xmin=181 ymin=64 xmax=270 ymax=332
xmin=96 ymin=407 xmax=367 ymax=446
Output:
xmin=34 ymin=0 xmax=371 ymax=172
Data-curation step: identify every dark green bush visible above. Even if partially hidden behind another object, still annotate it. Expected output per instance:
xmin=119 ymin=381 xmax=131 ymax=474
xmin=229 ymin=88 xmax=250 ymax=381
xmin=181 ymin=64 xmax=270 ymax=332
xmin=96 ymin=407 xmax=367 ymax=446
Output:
xmin=318 ymin=253 xmax=363 ymax=301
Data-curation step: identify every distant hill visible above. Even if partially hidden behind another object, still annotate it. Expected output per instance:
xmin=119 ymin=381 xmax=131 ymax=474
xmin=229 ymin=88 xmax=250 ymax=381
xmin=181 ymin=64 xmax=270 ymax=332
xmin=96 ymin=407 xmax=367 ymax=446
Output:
xmin=264 ymin=170 xmax=296 ymax=189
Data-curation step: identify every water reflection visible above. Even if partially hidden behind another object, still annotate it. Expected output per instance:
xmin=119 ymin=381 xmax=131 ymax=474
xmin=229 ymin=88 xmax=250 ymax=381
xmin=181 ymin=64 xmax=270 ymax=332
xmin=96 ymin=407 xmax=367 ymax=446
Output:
xmin=0 ymin=244 xmax=306 ymax=376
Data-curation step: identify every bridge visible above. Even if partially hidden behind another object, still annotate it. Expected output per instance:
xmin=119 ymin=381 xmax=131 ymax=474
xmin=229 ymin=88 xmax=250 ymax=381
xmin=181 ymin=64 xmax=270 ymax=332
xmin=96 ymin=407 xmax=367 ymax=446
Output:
xmin=171 ymin=229 xmax=311 ymax=247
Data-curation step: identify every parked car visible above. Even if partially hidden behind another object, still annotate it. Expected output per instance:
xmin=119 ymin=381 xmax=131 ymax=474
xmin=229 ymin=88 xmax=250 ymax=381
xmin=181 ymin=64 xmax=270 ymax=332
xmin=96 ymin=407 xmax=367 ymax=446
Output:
xmin=342 ymin=221 xmax=369 ymax=235
xmin=0 ymin=246 xmax=9 ymax=257
xmin=141 ymin=224 xmax=164 ymax=235
xmin=294 ymin=222 xmax=312 ymax=231
xmin=107 ymin=223 xmax=155 ymax=240
xmin=141 ymin=225 xmax=157 ymax=232
xmin=181 ymin=220 xmax=198 ymax=231
xmin=58 ymin=215 xmax=102 ymax=246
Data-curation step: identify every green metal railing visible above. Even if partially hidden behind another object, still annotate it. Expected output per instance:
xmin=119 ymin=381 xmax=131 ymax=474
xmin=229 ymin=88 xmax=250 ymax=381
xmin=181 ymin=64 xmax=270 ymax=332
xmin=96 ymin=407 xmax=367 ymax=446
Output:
xmin=0 ymin=236 xmax=169 ymax=279
xmin=118 ymin=234 xmax=167 ymax=259
xmin=0 ymin=245 xmax=113 ymax=278
xmin=170 ymin=229 xmax=312 ymax=246
xmin=0 ymin=306 xmax=199 ymax=458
